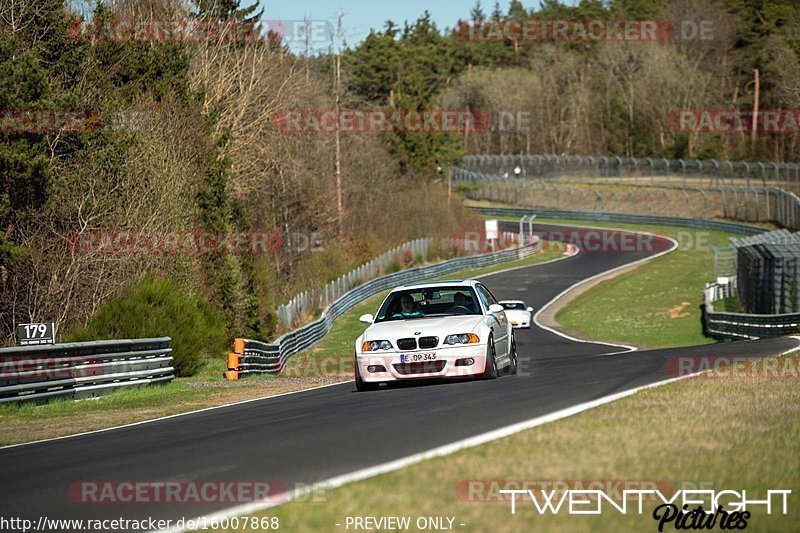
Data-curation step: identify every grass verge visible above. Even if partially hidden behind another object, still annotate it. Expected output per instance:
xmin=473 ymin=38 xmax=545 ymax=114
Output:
xmin=476 ymin=207 xmax=741 ymax=349
xmin=0 ymin=242 xmax=565 ymax=446
xmin=239 ymin=352 xmax=800 ymax=533
xmin=545 ymin=220 xmax=736 ymax=348
xmin=476 ymin=209 xmax=737 ymax=348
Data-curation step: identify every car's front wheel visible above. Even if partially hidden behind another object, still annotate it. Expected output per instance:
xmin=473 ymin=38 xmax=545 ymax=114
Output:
xmin=481 ymin=336 xmax=498 ymax=380
xmin=354 ymin=354 xmax=379 ymax=391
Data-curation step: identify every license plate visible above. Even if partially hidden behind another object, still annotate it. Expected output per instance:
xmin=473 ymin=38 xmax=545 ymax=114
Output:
xmin=401 ymin=353 xmax=436 ymax=363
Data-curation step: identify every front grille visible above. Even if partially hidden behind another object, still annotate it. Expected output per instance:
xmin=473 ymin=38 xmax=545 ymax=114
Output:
xmin=393 ymin=361 xmax=446 ymax=375
xmin=397 ymin=338 xmax=417 ymax=351
xmin=418 ymin=336 xmax=439 ymax=349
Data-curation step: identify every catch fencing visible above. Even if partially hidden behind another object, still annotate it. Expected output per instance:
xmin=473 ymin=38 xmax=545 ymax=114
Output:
xmin=454 ymin=154 xmax=800 ymax=229
xmin=458 ymin=154 xmax=800 ymax=191
xmin=226 ymin=238 xmax=539 ymax=378
xmin=737 ymin=243 xmax=800 ymax=314
xmin=0 ymin=338 xmax=173 ymax=404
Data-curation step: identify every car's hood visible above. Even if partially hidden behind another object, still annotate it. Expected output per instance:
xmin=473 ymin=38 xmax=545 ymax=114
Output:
xmin=365 ymin=315 xmax=484 ymax=341
xmin=504 ymin=309 xmax=530 ymax=319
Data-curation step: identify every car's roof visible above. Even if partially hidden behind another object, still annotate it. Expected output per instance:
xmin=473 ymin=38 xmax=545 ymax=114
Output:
xmin=499 ymin=300 xmax=526 ymax=304
xmin=393 ymin=279 xmax=478 ymax=292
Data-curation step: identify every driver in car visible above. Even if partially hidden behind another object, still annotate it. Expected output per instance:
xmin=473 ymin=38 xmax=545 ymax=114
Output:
xmin=392 ymin=294 xmax=424 ymax=318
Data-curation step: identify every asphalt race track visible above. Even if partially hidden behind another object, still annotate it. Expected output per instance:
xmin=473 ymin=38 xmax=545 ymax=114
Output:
xmin=1 ymin=223 xmax=797 ymax=531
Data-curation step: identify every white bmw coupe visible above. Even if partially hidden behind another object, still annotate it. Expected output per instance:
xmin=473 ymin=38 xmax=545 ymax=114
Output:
xmin=354 ymin=280 xmax=518 ymax=391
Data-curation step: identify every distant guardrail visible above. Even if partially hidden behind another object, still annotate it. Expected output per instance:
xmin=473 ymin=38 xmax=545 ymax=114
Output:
xmin=470 ymin=206 xmax=764 ymax=235
xmin=454 ymin=154 xmax=800 ymax=229
xmin=0 ymin=338 xmax=173 ymax=404
xmin=226 ymin=239 xmax=540 ymax=377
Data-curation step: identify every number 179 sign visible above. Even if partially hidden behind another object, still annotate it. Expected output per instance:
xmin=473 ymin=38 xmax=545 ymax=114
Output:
xmin=17 ymin=323 xmax=56 ymax=346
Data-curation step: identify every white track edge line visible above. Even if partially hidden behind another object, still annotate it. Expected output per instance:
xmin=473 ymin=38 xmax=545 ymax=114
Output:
xmin=0 ymin=381 xmax=350 ymax=451
xmin=162 ymin=337 xmax=800 ymax=532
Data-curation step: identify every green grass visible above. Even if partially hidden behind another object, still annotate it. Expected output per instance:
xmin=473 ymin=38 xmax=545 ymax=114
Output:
xmin=716 ymin=296 xmax=744 ymax=313
xmin=550 ymin=223 xmax=736 ymax=348
xmin=237 ymin=352 xmax=800 ymax=533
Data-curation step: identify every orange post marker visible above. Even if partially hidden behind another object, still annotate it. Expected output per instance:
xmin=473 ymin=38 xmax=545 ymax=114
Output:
xmin=233 ymin=338 xmax=245 ymax=354
xmin=225 ymin=352 xmax=240 ymax=381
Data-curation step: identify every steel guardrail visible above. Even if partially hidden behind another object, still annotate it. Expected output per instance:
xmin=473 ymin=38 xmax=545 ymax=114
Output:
xmin=470 ymin=206 xmax=765 ymax=235
xmin=703 ymin=308 xmax=800 ymax=340
xmin=454 ymin=154 xmax=800 ymax=229
xmin=226 ymin=240 xmax=540 ymax=377
xmin=0 ymin=337 xmax=174 ymax=404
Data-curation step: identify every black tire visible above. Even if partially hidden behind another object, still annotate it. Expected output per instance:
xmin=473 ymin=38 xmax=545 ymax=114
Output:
xmin=354 ymin=354 xmax=379 ymax=391
xmin=506 ymin=333 xmax=518 ymax=375
xmin=482 ymin=336 xmax=498 ymax=380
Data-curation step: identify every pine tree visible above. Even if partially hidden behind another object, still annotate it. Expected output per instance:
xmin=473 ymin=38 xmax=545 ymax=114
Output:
xmin=470 ymin=1 xmax=487 ymax=23
xmin=192 ymin=0 xmax=263 ymax=23
xmin=491 ymin=2 xmax=503 ymax=21
xmin=507 ymin=0 xmax=527 ymax=18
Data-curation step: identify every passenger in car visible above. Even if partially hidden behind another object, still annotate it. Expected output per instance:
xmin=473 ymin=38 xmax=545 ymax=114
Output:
xmin=452 ymin=292 xmax=477 ymax=313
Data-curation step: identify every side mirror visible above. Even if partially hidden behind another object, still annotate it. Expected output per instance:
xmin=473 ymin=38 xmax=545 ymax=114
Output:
xmin=527 ymin=307 xmax=534 ymax=312
xmin=359 ymin=314 xmax=374 ymax=324
xmin=488 ymin=304 xmax=505 ymax=314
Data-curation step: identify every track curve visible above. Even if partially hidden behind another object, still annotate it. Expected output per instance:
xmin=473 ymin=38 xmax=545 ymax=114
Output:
xmin=0 ymin=223 xmax=796 ymax=530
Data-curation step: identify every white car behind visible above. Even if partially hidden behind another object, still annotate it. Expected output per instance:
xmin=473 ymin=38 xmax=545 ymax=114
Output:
xmin=499 ymin=300 xmax=534 ymax=329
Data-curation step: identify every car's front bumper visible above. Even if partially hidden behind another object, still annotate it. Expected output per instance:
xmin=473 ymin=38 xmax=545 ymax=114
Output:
xmin=356 ymin=344 xmax=488 ymax=382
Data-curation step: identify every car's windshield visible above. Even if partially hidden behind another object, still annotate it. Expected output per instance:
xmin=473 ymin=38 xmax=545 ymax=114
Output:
xmin=501 ymin=302 xmax=526 ymax=310
xmin=375 ymin=286 xmax=482 ymax=322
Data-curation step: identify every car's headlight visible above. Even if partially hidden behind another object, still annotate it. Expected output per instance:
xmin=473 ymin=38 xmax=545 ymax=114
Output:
xmin=444 ymin=333 xmax=480 ymax=345
xmin=361 ymin=340 xmax=393 ymax=352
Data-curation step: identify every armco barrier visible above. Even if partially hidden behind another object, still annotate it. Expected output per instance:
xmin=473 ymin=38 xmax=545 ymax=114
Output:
xmin=226 ymin=240 xmax=539 ymax=377
xmin=471 ymin=206 xmax=765 ymax=235
xmin=0 ymin=338 xmax=173 ymax=404
xmin=454 ymin=154 xmax=800 ymax=229
xmin=704 ymin=309 xmax=800 ymax=340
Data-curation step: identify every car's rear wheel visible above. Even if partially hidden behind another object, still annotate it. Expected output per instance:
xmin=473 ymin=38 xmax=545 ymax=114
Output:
xmin=354 ymin=354 xmax=379 ymax=391
xmin=505 ymin=333 xmax=518 ymax=375
xmin=482 ymin=336 xmax=498 ymax=380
